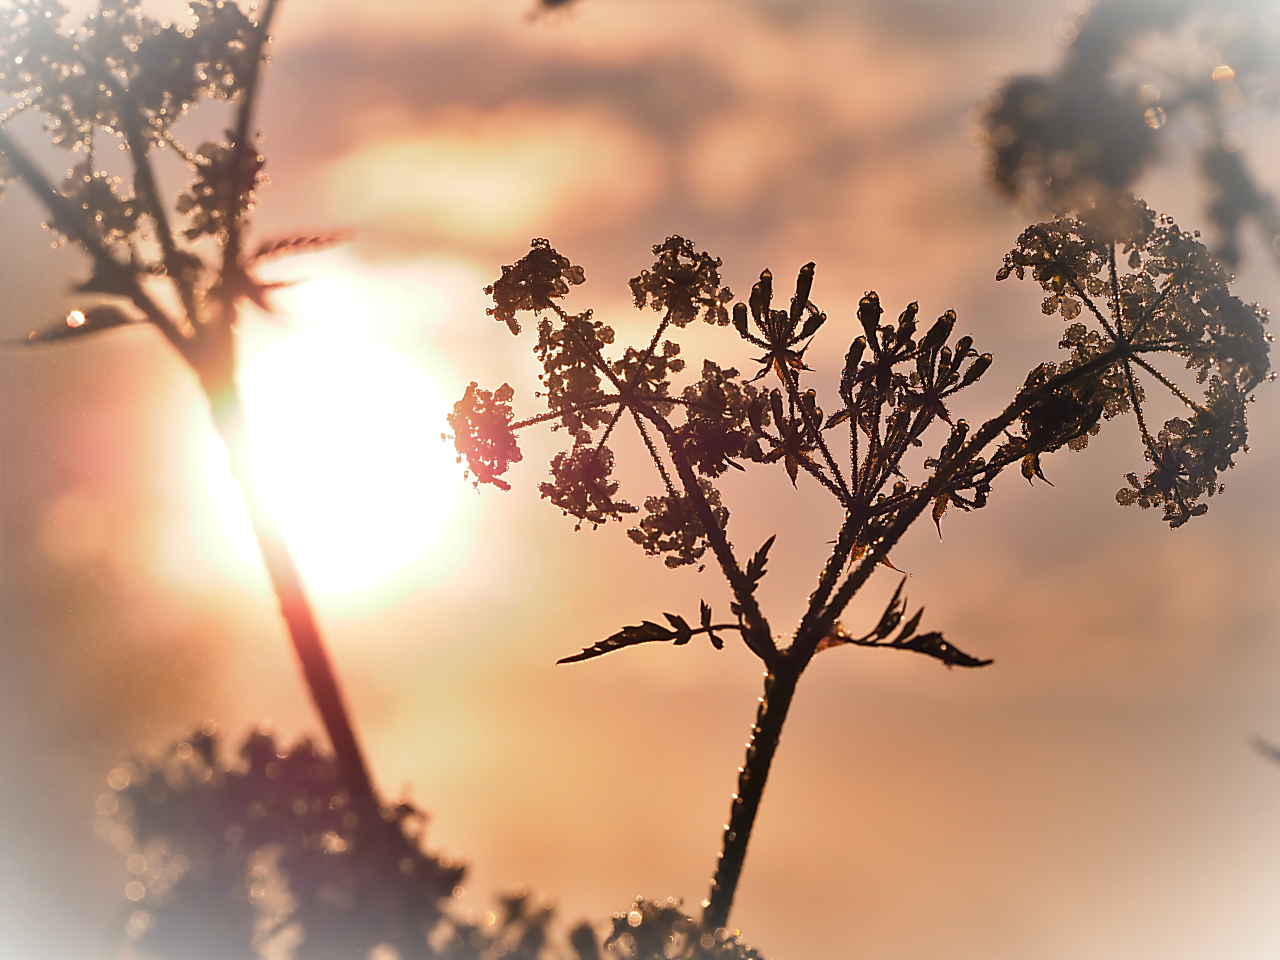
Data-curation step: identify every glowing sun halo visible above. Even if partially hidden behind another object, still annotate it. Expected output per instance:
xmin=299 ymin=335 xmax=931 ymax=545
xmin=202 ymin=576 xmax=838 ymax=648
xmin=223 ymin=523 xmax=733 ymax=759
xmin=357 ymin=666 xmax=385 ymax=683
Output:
xmin=231 ymin=257 xmax=475 ymax=604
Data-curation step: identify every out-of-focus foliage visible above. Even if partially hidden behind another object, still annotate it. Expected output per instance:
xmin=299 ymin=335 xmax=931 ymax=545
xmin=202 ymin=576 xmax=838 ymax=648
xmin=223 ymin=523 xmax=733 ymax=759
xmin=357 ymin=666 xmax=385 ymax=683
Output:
xmin=981 ymin=0 xmax=1280 ymax=269
xmin=101 ymin=728 xmax=461 ymax=960
xmin=99 ymin=731 xmax=766 ymax=960
xmin=600 ymin=898 xmax=766 ymax=960
xmin=0 ymin=0 xmax=338 ymax=368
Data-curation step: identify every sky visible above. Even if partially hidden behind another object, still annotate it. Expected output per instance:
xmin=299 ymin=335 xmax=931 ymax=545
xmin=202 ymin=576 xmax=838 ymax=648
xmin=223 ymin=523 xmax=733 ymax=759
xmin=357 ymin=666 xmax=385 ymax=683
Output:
xmin=2 ymin=2 xmax=1280 ymax=959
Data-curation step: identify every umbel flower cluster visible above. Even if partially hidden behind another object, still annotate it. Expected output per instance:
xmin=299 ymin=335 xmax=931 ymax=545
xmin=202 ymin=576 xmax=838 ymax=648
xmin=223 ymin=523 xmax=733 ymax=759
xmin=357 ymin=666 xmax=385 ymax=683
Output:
xmin=451 ymin=200 xmax=1270 ymax=933
xmin=455 ymin=200 xmax=1269 ymax=590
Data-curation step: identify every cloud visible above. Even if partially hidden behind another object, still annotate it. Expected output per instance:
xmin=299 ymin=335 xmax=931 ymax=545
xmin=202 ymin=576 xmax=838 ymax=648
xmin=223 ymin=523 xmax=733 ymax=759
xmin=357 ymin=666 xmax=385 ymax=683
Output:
xmin=320 ymin=104 xmax=664 ymax=246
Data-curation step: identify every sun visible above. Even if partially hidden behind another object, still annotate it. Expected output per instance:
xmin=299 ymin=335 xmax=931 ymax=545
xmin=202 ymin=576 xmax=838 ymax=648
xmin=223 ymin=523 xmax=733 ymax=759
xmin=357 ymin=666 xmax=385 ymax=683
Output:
xmin=229 ymin=253 xmax=480 ymax=606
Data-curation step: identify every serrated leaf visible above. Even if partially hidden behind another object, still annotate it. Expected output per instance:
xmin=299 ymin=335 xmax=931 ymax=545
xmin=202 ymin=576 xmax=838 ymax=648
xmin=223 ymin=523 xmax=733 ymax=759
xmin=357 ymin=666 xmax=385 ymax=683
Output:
xmin=557 ymin=620 xmax=674 ymax=663
xmin=868 ymin=578 xmax=907 ymax=639
xmin=664 ymin=612 xmax=693 ymax=645
xmin=745 ymin=535 xmax=776 ymax=588
xmin=26 ymin=306 xmax=135 ymax=343
xmin=894 ymin=607 xmax=925 ymax=643
xmin=251 ymin=231 xmax=349 ymax=262
xmin=893 ymin=630 xmax=992 ymax=668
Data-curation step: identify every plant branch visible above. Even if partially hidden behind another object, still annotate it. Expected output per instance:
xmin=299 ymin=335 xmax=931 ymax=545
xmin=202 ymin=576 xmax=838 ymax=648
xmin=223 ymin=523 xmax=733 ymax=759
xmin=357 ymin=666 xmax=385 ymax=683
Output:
xmin=221 ymin=0 xmax=277 ymax=279
xmin=0 ymin=128 xmax=190 ymax=353
xmin=629 ymin=397 xmax=778 ymax=666
xmin=803 ymin=344 xmax=1130 ymax=656
xmin=778 ymin=363 xmax=853 ymax=505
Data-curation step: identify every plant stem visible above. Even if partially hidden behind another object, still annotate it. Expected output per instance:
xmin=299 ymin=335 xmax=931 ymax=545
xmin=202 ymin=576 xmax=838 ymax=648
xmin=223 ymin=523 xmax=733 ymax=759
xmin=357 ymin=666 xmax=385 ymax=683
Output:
xmin=202 ymin=371 xmax=378 ymax=812
xmin=703 ymin=665 xmax=799 ymax=931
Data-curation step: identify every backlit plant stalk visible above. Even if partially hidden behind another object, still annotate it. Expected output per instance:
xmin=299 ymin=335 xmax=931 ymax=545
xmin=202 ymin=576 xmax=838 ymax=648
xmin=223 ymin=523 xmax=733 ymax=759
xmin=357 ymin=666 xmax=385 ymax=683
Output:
xmin=0 ymin=0 xmax=377 ymax=812
xmin=452 ymin=203 xmax=1270 ymax=932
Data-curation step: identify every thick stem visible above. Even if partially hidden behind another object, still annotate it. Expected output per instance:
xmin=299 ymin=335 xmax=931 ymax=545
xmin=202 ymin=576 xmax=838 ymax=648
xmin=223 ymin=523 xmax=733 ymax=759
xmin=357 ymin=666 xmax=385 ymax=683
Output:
xmin=703 ymin=665 xmax=799 ymax=931
xmin=202 ymin=373 xmax=378 ymax=813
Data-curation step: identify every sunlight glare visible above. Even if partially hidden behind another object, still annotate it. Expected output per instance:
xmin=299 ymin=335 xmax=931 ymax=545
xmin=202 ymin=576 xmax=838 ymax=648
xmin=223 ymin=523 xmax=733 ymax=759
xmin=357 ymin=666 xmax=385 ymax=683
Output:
xmin=231 ymin=254 xmax=480 ymax=606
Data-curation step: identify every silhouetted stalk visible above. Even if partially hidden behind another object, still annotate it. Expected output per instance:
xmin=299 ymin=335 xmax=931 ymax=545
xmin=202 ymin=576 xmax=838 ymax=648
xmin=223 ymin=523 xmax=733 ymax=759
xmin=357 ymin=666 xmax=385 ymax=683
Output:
xmin=0 ymin=0 xmax=380 ymax=816
xmin=702 ymin=344 xmax=1135 ymax=929
xmin=704 ymin=665 xmax=798 ymax=932
xmin=204 ymin=374 xmax=378 ymax=812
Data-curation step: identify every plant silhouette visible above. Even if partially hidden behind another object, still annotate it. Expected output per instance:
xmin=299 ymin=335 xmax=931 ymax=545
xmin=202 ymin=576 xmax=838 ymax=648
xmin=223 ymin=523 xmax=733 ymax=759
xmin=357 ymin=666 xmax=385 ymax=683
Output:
xmin=0 ymin=0 xmax=374 ymax=798
xmin=452 ymin=197 xmax=1271 ymax=929
xmin=0 ymin=2 xmax=474 ymax=956
xmin=3 ymin=0 xmax=1276 ymax=957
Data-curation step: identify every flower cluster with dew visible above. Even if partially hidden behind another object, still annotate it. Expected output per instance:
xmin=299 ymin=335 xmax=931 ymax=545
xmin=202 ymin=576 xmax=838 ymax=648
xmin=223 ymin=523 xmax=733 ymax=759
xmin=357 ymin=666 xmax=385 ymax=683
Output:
xmin=450 ymin=213 xmax=1269 ymax=931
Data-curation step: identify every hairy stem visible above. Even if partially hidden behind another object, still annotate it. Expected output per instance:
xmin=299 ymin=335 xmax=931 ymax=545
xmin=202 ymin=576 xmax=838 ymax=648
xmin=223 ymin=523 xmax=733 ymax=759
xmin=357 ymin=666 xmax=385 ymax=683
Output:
xmin=699 ymin=348 xmax=1132 ymax=929
xmin=703 ymin=665 xmax=799 ymax=931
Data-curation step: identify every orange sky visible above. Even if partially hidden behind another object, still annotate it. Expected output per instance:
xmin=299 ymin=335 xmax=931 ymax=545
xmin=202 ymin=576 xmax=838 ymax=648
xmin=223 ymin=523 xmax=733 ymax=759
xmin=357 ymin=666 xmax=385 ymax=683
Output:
xmin=2 ymin=3 xmax=1280 ymax=959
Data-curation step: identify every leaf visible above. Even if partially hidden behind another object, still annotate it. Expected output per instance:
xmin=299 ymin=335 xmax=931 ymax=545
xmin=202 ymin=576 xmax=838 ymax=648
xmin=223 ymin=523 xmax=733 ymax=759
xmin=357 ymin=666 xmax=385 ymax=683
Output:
xmin=866 ymin=578 xmax=907 ymax=640
xmin=25 ymin=306 xmax=135 ymax=343
xmin=918 ymin=311 xmax=955 ymax=353
xmin=789 ymin=262 xmax=815 ymax=324
xmin=840 ymin=337 xmax=866 ymax=401
xmin=893 ymin=607 xmax=925 ymax=643
xmin=1021 ymin=452 xmax=1051 ymax=484
xmin=824 ymin=408 xmax=852 ymax=430
xmin=745 ymin=535 xmax=776 ymax=589
xmin=931 ymin=493 xmax=950 ymax=536
xmin=557 ymin=621 xmax=674 ymax=664
xmin=700 ymin=600 xmax=724 ymax=650
xmin=73 ymin=268 xmax=137 ymax=297
xmin=663 ymin=612 xmax=693 ymax=645
xmin=893 ymin=631 xmax=992 ymax=668
xmin=769 ymin=389 xmax=785 ymax=431
xmin=784 ymin=452 xmax=799 ymax=485
xmin=251 ymin=232 xmax=349 ymax=262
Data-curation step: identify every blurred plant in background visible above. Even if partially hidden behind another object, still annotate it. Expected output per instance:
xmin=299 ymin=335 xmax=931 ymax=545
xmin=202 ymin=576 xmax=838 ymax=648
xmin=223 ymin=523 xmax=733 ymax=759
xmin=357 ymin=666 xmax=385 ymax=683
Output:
xmin=0 ymin=0 xmax=384 ymax=815
xmin=101 ymin=729 xmax=764 ymax=959
xmin=981 ymin=0 xmax=1280 ymax=269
